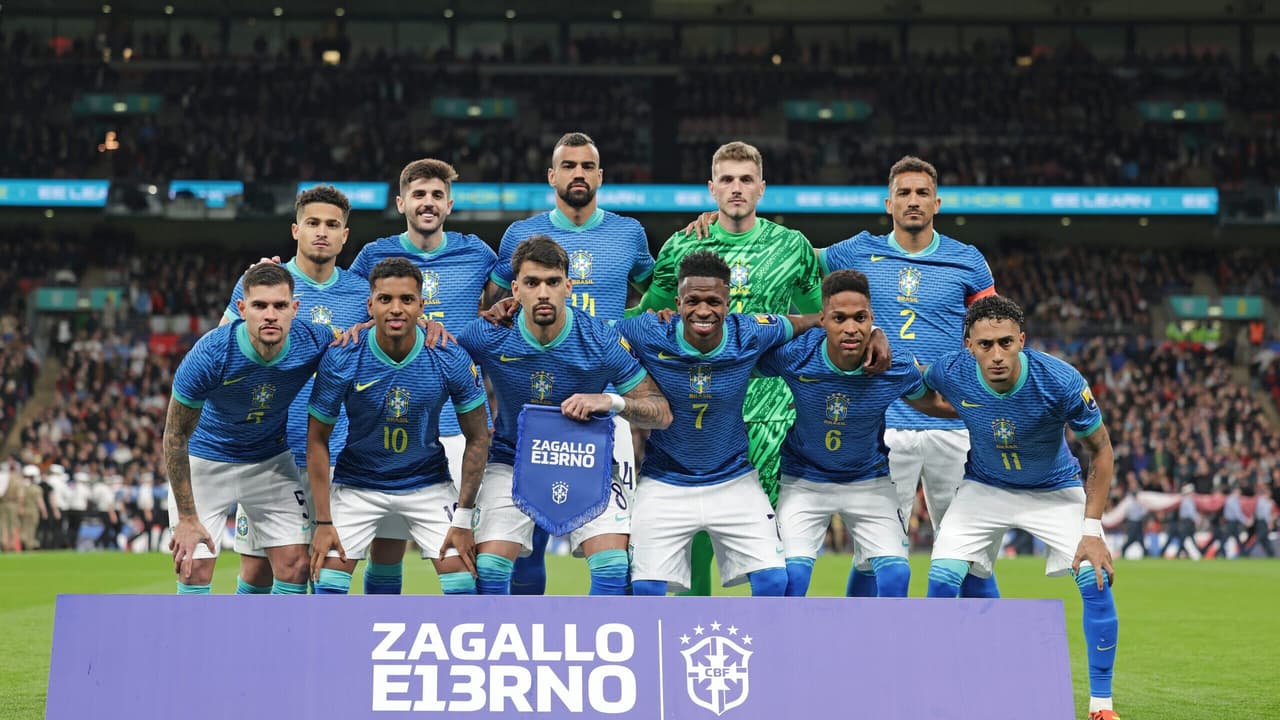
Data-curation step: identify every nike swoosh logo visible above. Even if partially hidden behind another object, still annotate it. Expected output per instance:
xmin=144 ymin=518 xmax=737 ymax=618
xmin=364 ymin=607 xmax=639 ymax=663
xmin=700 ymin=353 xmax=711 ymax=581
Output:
xmin=1096 ymin=644 xmax=1116 ymax=652
xmin=657 ymin=351 xmax=681 ymax=360
xmin=222 ymin=377 xmax=247 ymax=385
xmin=797 ymin=375 xmax=823 ymax=383
xmin=870 ymin=255 xmax=886 ymax=262
xmin=499 ymin=354 xmax=525 ymax=362
xmin=355 ymin=379 xmax=381 ymax=392
xmin=960 ymin=400 xmax=982 ymax=408
xmin=614 ymin=513 xmax=628 ymax=522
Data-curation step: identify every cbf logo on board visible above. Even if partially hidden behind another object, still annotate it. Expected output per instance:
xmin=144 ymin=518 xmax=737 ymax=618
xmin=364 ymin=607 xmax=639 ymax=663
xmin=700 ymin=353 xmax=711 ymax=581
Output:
xmin=679 ymin=620 xmax=754 ymax=716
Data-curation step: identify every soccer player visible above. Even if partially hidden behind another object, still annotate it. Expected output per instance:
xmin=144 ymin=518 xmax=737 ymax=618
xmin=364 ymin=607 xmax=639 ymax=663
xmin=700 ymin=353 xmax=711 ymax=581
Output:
xmin=755 ymin=269 xmax=956 ymax=597
xmin=220 ymin=185 xmax=370 ymax=595
xmin=619 ymin=251 xmax=816 ymax=596
xmin=650 ymin=141 xmax=888 ymax=596
xmin=306 ymin=258 xmax=490 ymax=595
xmin=487 ymin=132 xmax=655 ymax=595
xmin=821 ymin=156 xmax=999 ymax=598
xmin=922 ymin=296 xmax=1120 ymax=720
xmin=457 ymin=235 xmax=671 ymax=596
xmin=344 ymin=158 xmax=497 ymax=595
xmin=165 ymin=263 xmax=335 ymax=595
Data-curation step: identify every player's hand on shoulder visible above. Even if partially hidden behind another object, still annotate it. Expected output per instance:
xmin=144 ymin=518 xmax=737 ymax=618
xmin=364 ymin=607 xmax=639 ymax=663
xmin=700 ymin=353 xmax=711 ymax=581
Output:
xmin=480 ymin=297 xmax=520 ymax=327
xmin=419 ymin=317 xmax=455 ymax=348
xmin=561 ymin=393 xmax=612 ymax=421
xmin=681 ymin=211 xmax=719 ymax=239
xmin=653 ymin=308 xmax=677 ymax=323
xmin=861 ymin=327 xmax=893 ymax=374
xmin=333 ymin=319 xmax=374 ymax=347
xmin=310 ymin=523 xmax=347 ymax=582
xmin=245 ymin=256 xmax=282 ymax=273
xmin=1072 ymin=535 xmax=1115 ymax=590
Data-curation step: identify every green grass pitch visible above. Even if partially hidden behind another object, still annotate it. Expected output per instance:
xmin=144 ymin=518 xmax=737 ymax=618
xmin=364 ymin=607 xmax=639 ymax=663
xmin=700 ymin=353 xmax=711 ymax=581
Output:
xmin=1 ymin=552 xmax=1275 ymax=719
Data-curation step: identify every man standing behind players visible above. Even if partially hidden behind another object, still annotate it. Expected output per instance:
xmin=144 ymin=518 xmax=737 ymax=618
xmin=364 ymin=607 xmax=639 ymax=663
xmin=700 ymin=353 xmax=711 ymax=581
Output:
xmin=346 ymin=158 xmax=497 ymax=595
xmin=221 ymin=185 xmax=369 ymax=595
xmin=306 ymin=258 xmax=490 ymax=596
xmin=756 ymin=270 xmax=955 ymax=597
xmin=487 ymin=132 xmax=656 ymax=595
xmin=821 ymin=156 xmax=999 ymax=598
xmin=166 ymin=264 xmax=335 ymax=594
xmin=922 ymin=296 xmax=1120 ymax=720
xmin=619 ymin=251 xmax=810 ymax=596
xmin=458 ymin=235 xmax=671 ymax=596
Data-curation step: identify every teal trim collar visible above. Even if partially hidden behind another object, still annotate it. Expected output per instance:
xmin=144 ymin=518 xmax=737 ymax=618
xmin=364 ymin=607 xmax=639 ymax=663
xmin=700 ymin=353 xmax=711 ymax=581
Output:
xmin=285 ymin=258 xmax=340 ymax=290
xmin=235 ymin=323 xmax=291 ymax=367
xmin=977 ymin=351 xmax=1029 ymax=398
xmin=370 ymin=326 xmax=424 ymax=368
xmin=399 ymin=231 xmax=448 ymax=257
xmin=549 ymin=208 xmax=604 ymax=232
xmin=675 ymin=319 xmax=729 ymax=358
xmin=518 ymin=306 xmax=575 ymax=350
xmin=822 ymin=342 xmax=865 ymax=375
xmin=887 ymin=230 xmax=940 ymax=258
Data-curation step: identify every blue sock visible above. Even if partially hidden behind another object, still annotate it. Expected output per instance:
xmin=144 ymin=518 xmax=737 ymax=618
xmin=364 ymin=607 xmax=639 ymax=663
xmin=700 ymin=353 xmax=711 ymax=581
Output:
xmin=587 ymin=549 xmax=630 ymax=596
xmin=1075 ymin=564 xmax=1118 ymax=699
xmin=363 ymin=561 xmax=402 ymax=595
xmin=314 ymin=568 xmax=352 ymax=594
xmin=271 ymin=579 xmax=308 ymax=595
xmin=960 ymin=572 xmax=1001 ymax=598
xmin=631 ymin=579 xmax=668 ymax=595
xmin=926 ymin=558 xmax=968 ymax=598
xmin=747 ymin=567 xmax=787 ymax=596
xmin=476 ymin=553 xmax=514 ymax=595
xmin=784 ymin=557 xmax=815 ymax=597
xmin=511 ymin=527 xmax=549 ymax=595
xmin=235 ymin=577 xmax=271 ymax=595
xmin=176 ymin=582 xmax=211 ymax=595
xmin=869 ymin=556 xmax=910 ymax=597
xmin=846 ymin=567 xmax=878 ymax=597
xmin=439 ymin=571 xmax=477 ymax=595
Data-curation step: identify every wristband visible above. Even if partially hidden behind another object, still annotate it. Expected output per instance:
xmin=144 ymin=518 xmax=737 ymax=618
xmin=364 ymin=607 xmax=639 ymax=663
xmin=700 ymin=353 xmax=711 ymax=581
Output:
xmin=1082 ymin=518 xmax=1104 ymax=537
xmin=451 ymin=507 xmax=476 ymax=530
xmin=314 ymin=520 xmax=333 ymax=526
xmin=870 ymin=324 xmax=882 ymax=334
xmin=606 ymin=392 xmax=626 ymax=414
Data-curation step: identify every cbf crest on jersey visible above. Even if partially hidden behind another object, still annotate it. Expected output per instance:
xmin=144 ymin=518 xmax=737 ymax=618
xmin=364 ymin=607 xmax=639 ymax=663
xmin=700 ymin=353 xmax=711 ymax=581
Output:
xmin=531 ymin=371 xmax=554 ymax=402
xmin=729 ymin=261 xmax=751 ymax=294
xmin=689 ymin=365 xmax=712 ymax=395
xmin=993 ymin=418 xmax=1017 ymax=448
xmin=825 ymin=392 xmax=850 ymax=425
xmin=384 ymin=386 xmax=412 ymax=419
xmin=421 ymin=269 xmax=440 ymax=305
xmin=679 ymin=621 xmax=754 ymax=716
xmin=310 ymin=305 xmax=334 ymax=326
xmin=568 ymin=250 xmax=594 ymax=283
xmin=897 ymin=266 xmax=922 ymax=300
xmin=251 ymin=383 xmax=276 ymax=409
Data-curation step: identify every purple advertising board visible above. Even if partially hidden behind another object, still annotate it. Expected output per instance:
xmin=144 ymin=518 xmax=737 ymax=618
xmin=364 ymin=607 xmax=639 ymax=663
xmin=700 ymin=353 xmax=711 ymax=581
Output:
xmin=48 ymin=596 xmax=1072 ymax=718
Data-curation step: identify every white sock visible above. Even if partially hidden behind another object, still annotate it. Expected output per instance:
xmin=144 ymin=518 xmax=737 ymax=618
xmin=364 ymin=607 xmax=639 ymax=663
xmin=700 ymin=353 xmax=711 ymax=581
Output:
xmin=1089 ymin=696 xmax=1114 ymax=713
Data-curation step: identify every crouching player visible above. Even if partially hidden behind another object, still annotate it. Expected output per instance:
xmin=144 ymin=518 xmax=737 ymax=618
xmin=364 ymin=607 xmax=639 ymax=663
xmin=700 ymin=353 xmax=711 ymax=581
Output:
xmin=307 ymin=258 xmax=490 ymax=595
xmin=756 ymin=269 xmax=955 ymax=596
xmin=923 ymin=295 xmax=1120 ymax=720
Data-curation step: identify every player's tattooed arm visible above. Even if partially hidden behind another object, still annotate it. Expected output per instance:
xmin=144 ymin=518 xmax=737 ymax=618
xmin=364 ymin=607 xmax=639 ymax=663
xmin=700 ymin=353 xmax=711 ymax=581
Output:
xmin=619 ymin=375 xmax=672 ymax=430
xmin=1073 ymin=422 xmax=1116 ymax=588
xmin=455 ymin=407 xmax=491 ymax=510
xmin=162 ymin=399 xmax=202 ymax=520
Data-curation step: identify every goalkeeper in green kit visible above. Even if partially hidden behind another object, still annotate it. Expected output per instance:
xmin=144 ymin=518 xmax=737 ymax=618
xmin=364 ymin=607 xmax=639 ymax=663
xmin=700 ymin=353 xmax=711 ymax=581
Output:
xmin=636 ymin=141 xmax=889 ymax=595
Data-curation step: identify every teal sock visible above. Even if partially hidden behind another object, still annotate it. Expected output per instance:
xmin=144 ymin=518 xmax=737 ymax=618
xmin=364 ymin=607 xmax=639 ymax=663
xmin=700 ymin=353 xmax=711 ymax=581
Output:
xmin=926 ymin=558 xmax=968 ymax=598
xmin=270 ymin=579 xmax=308 ymax=595
xmin=315 ymin=568 xmax=353 ymax=595
xmin=364 ymin=561 xmax=403 ymax=595
xmin=1076 ymin=564 xmax=1118 ymax=699
xmin=439 ymin=571 xmax=477 ymax=595
xmin=586 ymin=549 xmax=630 ymax=596
xmin=235 ymin=577 xmax=271 ymax=595
xmin=476 ymin=553 xmax=514 ymax=595
xmin=176 ymin=582 xmax=211 ymax=595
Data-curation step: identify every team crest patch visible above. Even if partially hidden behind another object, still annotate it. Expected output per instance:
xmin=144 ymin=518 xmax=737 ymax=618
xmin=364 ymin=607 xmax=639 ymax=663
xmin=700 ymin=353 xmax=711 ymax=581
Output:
xmin=421 ymin=270 xmax=440 ymax=303
xmin=753 ymin=314 xmax=774 ymax=325
xmin=825 ymin=392 xmax=849 ymax=424
xmin=569 ymin=250 xmax=593 ymax=281
xmin=730 ymin=261 xmax=751 ymax=291
xmin=469 ymin=363 xmax=481 ymax=387
xmin=531 ymin=371 xmax=554 ymax=402
xmin=384 ymin=386 xmax=412 ymax=418
xmin=1081 ymin=387 xmax=1098 ymax=411
xmin=992 ymin=418 xmax=1016 ymax=448
xmin=236 ymin=514 xmax=249 ymax=538
xmin=898 ymin=266 xmax=921 ymax=298
xmin=618 ymin=336 xmax=632 ymax=353
xmin=309 ymin=305 xmax=333 ymax=325
xmin=551 ymin=481 xmax=570 ymax=505
xmin=250 ymin=383 xmax=275 ymax=409
xmin=680 ymin=621 xmax=754 ymax=716
xmin=690 ymin=365 xmax=712 ymax=394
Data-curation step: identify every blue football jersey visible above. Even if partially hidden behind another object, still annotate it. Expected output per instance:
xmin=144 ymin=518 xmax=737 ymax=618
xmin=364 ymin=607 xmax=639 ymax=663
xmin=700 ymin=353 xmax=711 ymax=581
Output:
xmin=923 ymin=349 xmax=1103 ymax=491
xmin=820 ymin=230 xmax=994 ymax=431
xmin=490 ymin=209 xmax=654 ymax=321
xmin=616 ymin=313 xmax=793 ymax=487
xmin=173 ymin=320 xmax=332 ymax=463
xmin=756 ymin=328 xmax=927 ymax=483
xmin=223 ymin=260 xmax=368 ymax=469
xmin=308 ymin=327 xmax=486 ymax=492
xmin=349 ymin=231 xmax=496 ymax=437
xmin=457 ymin=308 xmax=647 ymax=466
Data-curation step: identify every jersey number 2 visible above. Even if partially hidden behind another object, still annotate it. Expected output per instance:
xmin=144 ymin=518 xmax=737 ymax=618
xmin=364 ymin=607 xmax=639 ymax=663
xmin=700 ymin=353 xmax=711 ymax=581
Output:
xmin=899 ymin=309 xmax=917 ymax=340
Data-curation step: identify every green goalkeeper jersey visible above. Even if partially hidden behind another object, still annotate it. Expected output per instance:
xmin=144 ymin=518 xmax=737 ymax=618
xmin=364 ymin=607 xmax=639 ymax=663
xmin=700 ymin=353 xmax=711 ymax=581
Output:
xmin=638 ymin=218 xmax=823 ymax=423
